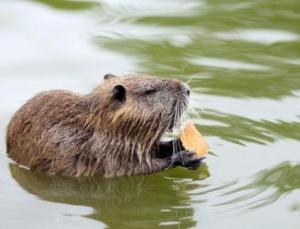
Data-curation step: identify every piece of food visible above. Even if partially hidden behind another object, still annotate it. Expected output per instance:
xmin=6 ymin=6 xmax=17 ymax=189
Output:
xmin=180 ymin=121 xmax=209 ymax=157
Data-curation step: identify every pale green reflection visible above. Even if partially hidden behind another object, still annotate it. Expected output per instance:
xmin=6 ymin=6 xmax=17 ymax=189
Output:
xmin=217 ymin=162 xmax=300 ymax=210
xmin=196 ymin=109 xmax=300 ymax=145
xmin=92 ymin=0 xmax=300 ymax=99
xmin=10 ymin=164 xmax=210 ymax=229
xmin=32 ymin=0 xmax=98 ymax=10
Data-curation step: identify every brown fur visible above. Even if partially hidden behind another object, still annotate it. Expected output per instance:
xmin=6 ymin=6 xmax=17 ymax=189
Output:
xmin=6 ymin=74 xmax=201 ymax=177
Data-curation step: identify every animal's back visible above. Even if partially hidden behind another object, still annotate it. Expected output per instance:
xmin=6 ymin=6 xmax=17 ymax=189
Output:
xmin=6 ymin=90 xmax=80 ymax=168
xmin=6 ymin=75 xmax=202 ymax=177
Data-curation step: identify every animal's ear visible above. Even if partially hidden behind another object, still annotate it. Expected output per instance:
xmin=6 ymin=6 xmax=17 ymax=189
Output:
xmin=113 ymin=84 xmax=126 ymax=102
xmin=104 ymin=73 xmax=116 ymax=80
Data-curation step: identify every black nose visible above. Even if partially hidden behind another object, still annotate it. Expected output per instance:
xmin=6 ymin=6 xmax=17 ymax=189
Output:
xmin=186 ymin=88 xmax=190 ymax=96
xmin=183 ymin=84 xmax=190 ymax=96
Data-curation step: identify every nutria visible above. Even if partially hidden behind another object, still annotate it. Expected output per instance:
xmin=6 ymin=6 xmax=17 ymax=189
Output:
xmin=6 ymin=74 xmax=203 ymax=177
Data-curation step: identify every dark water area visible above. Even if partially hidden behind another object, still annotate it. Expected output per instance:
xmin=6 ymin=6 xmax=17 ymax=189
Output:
xmin=0 ymin=0 xmax=299 ymax=228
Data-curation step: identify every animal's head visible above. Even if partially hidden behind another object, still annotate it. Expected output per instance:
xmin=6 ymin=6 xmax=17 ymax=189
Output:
xmin=89 ymin=74 xmax=190 ymax=145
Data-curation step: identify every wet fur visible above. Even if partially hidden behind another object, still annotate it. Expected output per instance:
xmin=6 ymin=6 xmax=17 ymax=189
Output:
xmin=6 ymin=75 xmax=200 ymax=177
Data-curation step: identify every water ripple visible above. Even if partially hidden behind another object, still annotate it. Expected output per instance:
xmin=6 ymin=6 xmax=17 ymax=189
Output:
xmin=188 ymin=56 xmax=270 ymax=71
xmin=214 ymin=162 xmax=300 ymax=211
xmin=215 ymin=29 xmax=300 ymax=45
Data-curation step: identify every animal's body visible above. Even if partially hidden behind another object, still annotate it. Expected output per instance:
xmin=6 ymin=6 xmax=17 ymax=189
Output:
xmin=6 ymin=74 xmax=202 ymax=177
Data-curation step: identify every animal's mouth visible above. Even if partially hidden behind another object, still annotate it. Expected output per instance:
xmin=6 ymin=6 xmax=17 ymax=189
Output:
xmin=161 ymin=97 xmax=188 ymax=142
xmin=160 ymin=129 xmax=181 ymax=142
xmin=169 ymin=95 xmax=189 ymax=129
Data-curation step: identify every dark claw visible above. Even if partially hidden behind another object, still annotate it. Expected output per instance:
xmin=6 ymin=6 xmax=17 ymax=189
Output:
xmin=170 ymin=150 xmax=205 ymax=170
xmin=185 ymin=157 xmax=205 ymax=170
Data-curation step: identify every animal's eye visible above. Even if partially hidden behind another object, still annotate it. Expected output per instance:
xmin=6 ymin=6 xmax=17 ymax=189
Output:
xmin=144 ymin=89 xmax=157 ymax=95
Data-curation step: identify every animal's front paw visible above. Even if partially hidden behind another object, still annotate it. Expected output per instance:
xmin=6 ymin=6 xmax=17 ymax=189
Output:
xmin=171 ymin=150 xmax=204 ymax=170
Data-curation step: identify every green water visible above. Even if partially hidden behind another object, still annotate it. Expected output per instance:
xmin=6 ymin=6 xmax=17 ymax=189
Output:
xmin=0 ymin=0 xmax=300 ymax=228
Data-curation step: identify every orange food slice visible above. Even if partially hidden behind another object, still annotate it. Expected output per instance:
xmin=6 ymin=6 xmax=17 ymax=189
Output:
xmin=180 ymin=121 xmax=209 ymax=157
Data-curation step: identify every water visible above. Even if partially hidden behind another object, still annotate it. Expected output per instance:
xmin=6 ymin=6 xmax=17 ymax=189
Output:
xmin=0 ymin=0 xmax=299 ymax=228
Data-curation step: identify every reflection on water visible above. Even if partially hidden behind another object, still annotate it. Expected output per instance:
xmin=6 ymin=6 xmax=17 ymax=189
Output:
xmin=217 ymin=162 xmax=300 ymax=211
xmin=10 ymin=164 xmax=210 ymax=229
xmin=32 ymin=0 xmax=97 ymax=10
xmin=290 ymin=202 xmax=300 ymax=214
xmin=1 ymin=0 xmax=300 ymax=228
xmin=215 ymin=29 xmax=300 ymax=45
xmin=194 ymin=109 xmax=300 ymax=145
xmin=93 ymin=0 xmax=300 ymax=99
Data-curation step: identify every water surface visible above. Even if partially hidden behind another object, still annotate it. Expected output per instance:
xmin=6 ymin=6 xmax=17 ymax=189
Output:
xmin=0 ymin=0 xmax=300 ymax=228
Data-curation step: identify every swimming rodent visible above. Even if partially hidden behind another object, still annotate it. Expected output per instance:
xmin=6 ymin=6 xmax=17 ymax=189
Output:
xmin=6 ymin=74 xmax=203 ymax=177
